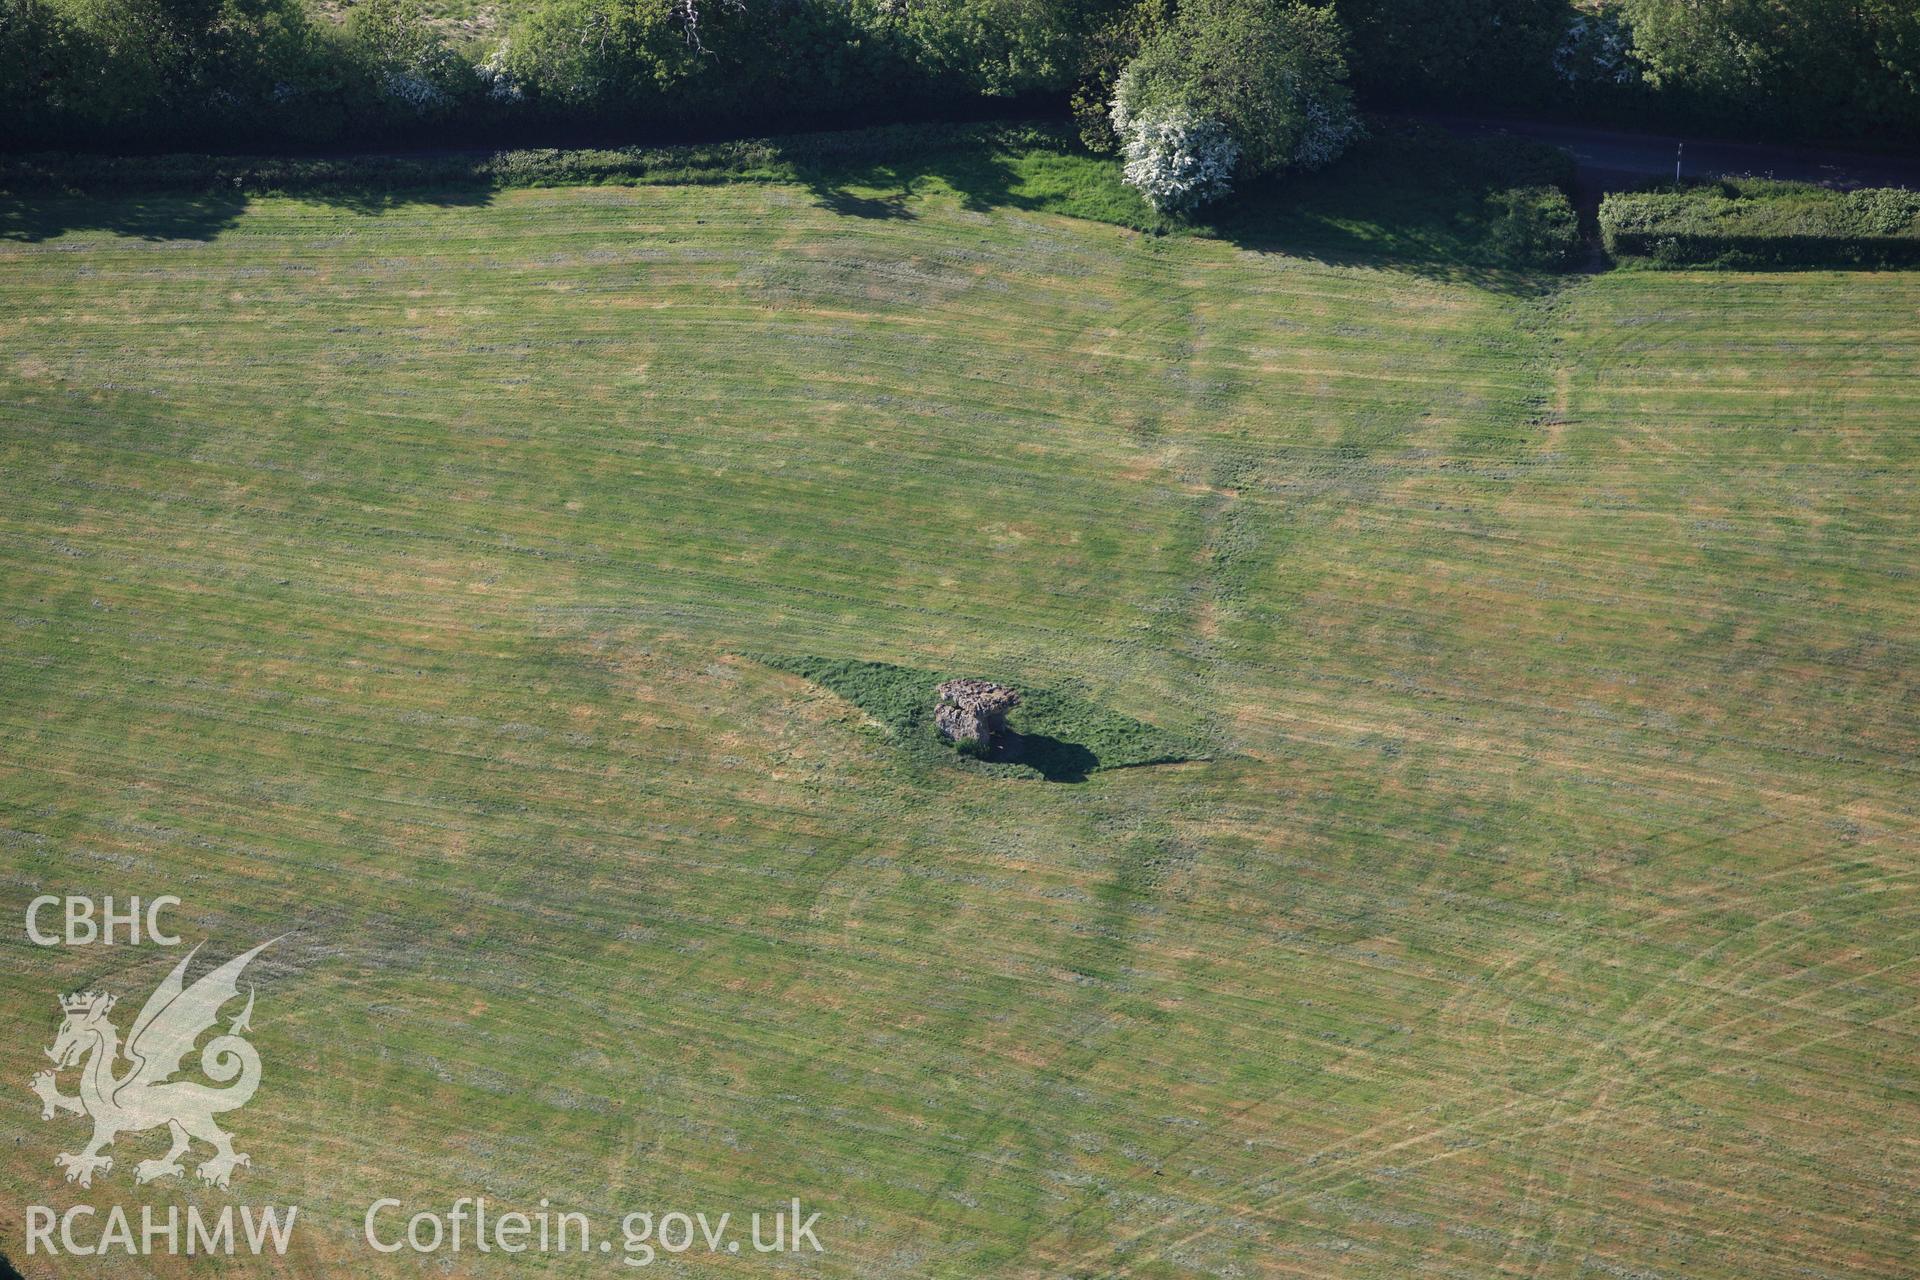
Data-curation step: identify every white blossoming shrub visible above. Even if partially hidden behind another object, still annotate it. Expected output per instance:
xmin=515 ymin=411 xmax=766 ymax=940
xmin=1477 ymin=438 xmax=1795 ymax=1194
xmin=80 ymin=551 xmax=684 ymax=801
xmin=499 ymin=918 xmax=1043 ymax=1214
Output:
xmin=1109 ymin=65 xmax=1142 ymax=143
xmin=1108 ymin=0 xmax=1358 ymax=212
xmin=1115 ymin=106 xmax=1242 ymax=215
xmin=1554 ymin=11 xmax=1636 ymax=86
xmin=477 ymin=42 xmax=525 ymax=103
xmin=383 ymin=68 xmax=451 ymax=113
xmin=355 ymin=0 xmax=469 ymax=117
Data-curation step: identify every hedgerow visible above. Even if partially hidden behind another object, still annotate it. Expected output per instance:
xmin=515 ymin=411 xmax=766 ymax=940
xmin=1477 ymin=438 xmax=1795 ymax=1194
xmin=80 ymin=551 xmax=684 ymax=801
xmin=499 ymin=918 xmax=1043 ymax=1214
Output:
xmin=3 ymin=118 xmax=1585 ymax=279
xmin=1600 ymin=179 xmax=1920 ymax=267
xmin=0 ymin=123 xmax=1075 ymax=199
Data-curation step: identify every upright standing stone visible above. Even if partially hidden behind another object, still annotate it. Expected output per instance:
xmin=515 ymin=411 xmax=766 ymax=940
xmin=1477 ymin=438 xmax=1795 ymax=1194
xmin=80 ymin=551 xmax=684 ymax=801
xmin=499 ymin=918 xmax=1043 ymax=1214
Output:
xmin=935 ymin=679 xmax=1021 ymax=753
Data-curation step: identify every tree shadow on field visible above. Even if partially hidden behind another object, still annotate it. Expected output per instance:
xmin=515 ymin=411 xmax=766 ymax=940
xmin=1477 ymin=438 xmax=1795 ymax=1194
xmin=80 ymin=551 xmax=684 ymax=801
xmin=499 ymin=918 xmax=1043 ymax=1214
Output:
xmin=0 ymin=195 xmax=250 ymax=243
xmin=0 ymin=184 xmax=494 ymax=244
xmin=778 ymin=122 xmax=1587 ymax=296
xmin=810 ymin=180 xmax=917 ymax=221
xmin=303 ymin=184 xmax=496 ymax=218
xmin=788 ymin=143 xmax=1030 ymax=223
xmin=1194 ymin=123 xmax=1588 ymax=295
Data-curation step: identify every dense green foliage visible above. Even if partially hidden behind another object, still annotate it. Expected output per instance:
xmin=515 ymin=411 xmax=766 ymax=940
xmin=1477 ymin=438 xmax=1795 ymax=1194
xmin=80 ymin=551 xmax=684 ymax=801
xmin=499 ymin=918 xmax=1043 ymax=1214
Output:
xmin=1617 ymin=0 xmax=1920 ymax=135
xmin=1601 ymin=178 xmax=1920 ymax=267
xmin=1066 ymin=0 xmax=1169 ymax=149
xmin=1337 ymin=0 xmax=1920 ymax=139
xmin=1339 ymin=0 xmax=1566 ymax=108
xmin=0 ymin=0 xmax=950 ymax=145
xmin=499 ymin=0 xmax=937 ymax=125
xmin=5 ymin=0 xmax=1918 ymax=151
xmin=1480 ymin=182 xmax=1581 ymax=269
xmin=0 ymin=0 xmax=492 ymax=142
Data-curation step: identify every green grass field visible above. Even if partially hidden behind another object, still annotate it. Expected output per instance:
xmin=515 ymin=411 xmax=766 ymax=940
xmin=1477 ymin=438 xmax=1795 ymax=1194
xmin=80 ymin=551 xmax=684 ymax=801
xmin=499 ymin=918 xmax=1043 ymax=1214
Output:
xmin=1 ymin=140 xmax=1915 ymax=1278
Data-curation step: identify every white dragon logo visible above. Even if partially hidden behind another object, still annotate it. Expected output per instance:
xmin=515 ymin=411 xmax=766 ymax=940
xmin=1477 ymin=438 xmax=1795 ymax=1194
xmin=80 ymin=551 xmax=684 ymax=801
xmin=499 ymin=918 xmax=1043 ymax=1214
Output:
xmin=29 ymin=940 xmax=276 ymax=1190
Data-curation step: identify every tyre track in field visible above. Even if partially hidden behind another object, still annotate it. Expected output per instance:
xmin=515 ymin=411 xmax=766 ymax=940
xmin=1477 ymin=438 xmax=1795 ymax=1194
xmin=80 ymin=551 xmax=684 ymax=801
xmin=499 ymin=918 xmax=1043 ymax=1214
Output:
xmin=1050 ymin=812 xmax=1917 ymax=1276
xmin=1024 ymin=271 xmax=1920 ymax=1275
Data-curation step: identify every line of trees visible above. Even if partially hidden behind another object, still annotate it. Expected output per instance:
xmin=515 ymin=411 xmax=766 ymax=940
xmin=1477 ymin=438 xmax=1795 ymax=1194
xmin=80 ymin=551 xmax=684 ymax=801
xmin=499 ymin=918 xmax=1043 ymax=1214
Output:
xmin=1338 ymin=0 xmax=1920 ymax=141
xmin=4 ymin=0 xmax=1917 ymax=153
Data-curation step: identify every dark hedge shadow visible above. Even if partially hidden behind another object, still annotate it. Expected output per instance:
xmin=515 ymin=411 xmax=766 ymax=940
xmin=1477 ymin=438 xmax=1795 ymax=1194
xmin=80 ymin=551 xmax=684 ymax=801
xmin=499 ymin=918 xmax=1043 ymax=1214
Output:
xmin=1 ymin=126 xmax=1030 ymax=241
xmin=1196 ymin=123 xmax=1588 ymax=294
xmin=811 ymin=181 xmax=918 ymax=220
xmin=0 ymin=195 xmax=250 ymax=243
xmin=779 ymin=121 xmax=1587 ymax=295
xmin=0 ymin=185 xmax=495 ymax=244
xmin=301 ymin=185 xmax=496 ymax=218
xmin=790 ymin=147 xmax=1025 ymax=222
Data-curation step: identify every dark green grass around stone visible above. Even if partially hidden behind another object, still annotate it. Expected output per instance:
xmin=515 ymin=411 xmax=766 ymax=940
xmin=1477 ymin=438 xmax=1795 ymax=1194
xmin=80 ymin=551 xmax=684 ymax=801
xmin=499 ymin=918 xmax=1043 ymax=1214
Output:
xmin=755 ymin=656 xmax=1202 ymax=781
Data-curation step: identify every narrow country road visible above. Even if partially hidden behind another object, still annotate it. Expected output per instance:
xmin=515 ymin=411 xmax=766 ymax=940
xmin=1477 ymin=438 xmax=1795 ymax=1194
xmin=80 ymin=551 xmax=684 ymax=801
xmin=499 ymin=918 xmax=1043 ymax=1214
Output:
xmin=1412 ymin=113 xmax=1920 ymax=199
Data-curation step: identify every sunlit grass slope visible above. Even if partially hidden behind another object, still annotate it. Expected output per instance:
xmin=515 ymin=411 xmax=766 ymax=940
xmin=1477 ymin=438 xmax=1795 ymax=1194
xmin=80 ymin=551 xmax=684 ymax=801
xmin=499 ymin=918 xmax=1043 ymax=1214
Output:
xmin=0 ymin=172 xmax=1914 ymax=1279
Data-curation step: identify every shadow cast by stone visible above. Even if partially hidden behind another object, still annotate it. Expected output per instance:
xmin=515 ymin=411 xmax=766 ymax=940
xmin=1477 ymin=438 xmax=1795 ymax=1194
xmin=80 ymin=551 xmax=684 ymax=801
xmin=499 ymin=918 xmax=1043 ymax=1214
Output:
xmin=993 ymin=732 xmax=1099 ymax=784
